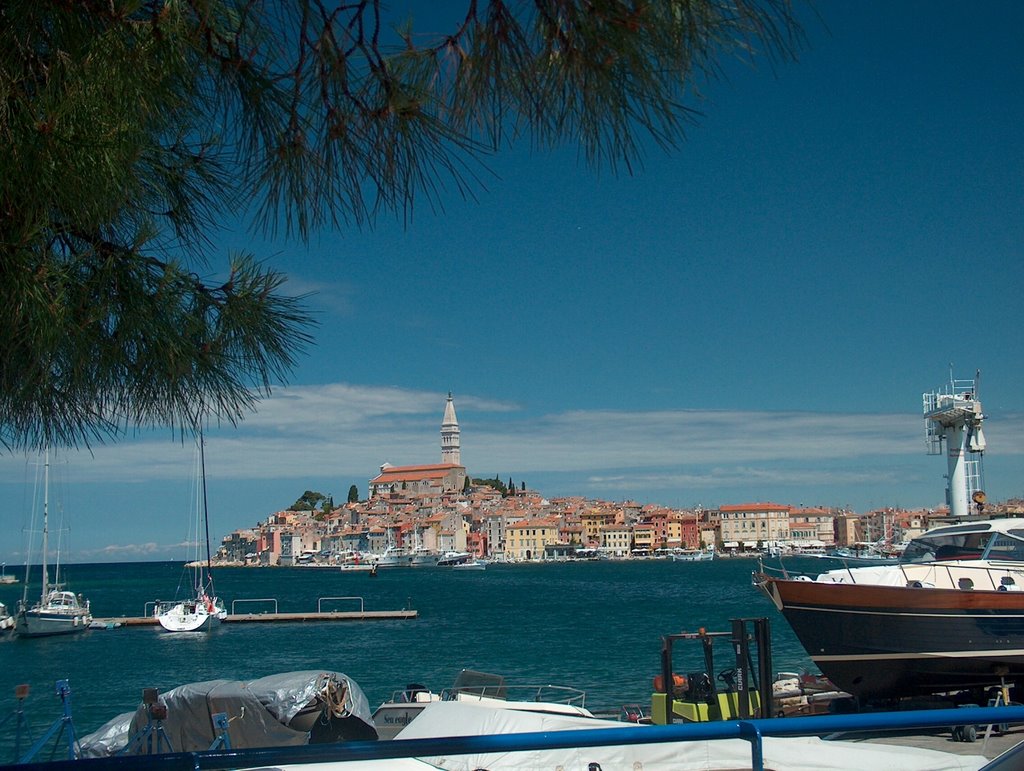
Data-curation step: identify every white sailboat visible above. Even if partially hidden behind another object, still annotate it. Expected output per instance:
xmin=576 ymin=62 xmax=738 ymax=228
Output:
xmin=15 ymin=450 xmax=92 ymax=637
xmin=155 ymin=432 xmax=226 ymax=632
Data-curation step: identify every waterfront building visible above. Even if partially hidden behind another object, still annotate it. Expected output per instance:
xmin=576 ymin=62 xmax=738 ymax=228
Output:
xmin=718 ymin=502 xmax=792 ymax=549
xmin=560 ymin=522 xmax=585 ymax=547
xmin=679 ymin=514 xmax=701 ymax=550
xmin=467 ymin=529 xmax=487 ymax=557
xmin=278 ymin=533 xmax=303 ymax=566
xmin=481 ymin=513 xmax=507 ymax=558
xmin=600 ymin=523 xmax=632 ymax=556
xmin=367 ymin=526 xmax=387 ymax=554
xmin=505 ymin=517 xmax=560 ymax=560
xmin=832 ymin=510 xmax=860 ymax=548
xmin=220 ymin=528 xmax=259 ymax=564
xmin=788 ymin=507 xmax=836 ymax=548
xmin=580 ymin=506 xmax=617 ymax=546
xmin=340 ymin=528 xmax=370 ymax=553
xmin=632 ymin=522 xmax=656 ymax=553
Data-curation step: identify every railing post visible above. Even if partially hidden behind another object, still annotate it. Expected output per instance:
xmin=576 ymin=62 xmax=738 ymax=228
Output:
xmin=737 ymin=720 xmax=764 ymax=771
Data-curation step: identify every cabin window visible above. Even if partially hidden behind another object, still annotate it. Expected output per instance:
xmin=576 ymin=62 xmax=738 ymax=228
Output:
xmin=986 ymin=534 xmax=1024 ymax=561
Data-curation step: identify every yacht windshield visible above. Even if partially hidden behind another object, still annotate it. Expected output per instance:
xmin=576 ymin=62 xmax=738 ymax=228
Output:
xmin=900 ymin=531 xmax=993 ymax=563
xmin=900 ymin=528 xmax=1024 ymax=563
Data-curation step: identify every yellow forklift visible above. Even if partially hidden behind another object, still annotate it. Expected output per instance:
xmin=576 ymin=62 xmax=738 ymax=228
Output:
xmin=651 ymin=617 xmax=773 ymax=724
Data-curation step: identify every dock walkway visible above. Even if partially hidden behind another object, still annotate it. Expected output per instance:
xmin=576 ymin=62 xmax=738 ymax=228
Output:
xmin=93 ymin=609 xmax=417 ymax=627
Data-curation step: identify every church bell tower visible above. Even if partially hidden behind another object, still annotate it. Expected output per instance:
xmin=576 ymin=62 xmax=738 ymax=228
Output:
xmin=441 ymin=392 xmax=461 ymax=465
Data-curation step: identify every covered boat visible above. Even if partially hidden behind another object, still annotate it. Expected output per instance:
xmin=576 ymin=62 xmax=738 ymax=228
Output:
xmin=754 ymin=517 xmax=1024 ymax=701
xmin=79 ymin=671 xmax=377 ymax=757
xmin=391 ymin=700 xmax=987 ymax=771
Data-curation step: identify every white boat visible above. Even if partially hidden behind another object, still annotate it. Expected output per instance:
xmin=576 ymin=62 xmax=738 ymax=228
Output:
xmin=371 ymin=670 xmax=591 ymax=740
xmin=15 ymin=450 xmax=92 ymax=637
xmin=389 ymin=700 xmax=991 ymax=771
xmin=671 ymin=547 xmax=715 ymax=562
xmin=375 ymin=545 xmax=413 ymax=568
xmin=0 ymin=562 xmax=17 ymax=584
xmin=452 ymin=559 xmax=487 ymax=571
xmin=155 ymin=432 xmax=227 ymax=633
xmin=819 ymin=545 xmax=901 ymax=566
xmin=155 ymin=593 xmax=226 ymax=633
xmin=0 ymin=602 xmax=13 ymax=630
xmin=339 ymin=563 xmax=375 ymax=572
xmin=409 ymin=546 xmax=437 ymax=566
xmin=436 ymin=550 xmax=473 ymax=567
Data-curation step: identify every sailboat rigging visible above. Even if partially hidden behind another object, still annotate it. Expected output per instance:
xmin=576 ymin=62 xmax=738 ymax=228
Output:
xmin=15 ymin=449 xmax=92 ymax=637
xmin=154 ymin=431 xmax=227 ymax=632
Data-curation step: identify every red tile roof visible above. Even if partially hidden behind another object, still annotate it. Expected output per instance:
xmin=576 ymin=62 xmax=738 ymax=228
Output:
xmin=718 ymin=502 xmax=792 ymax=512
xmin=370 ymin=464 xmax=462 ymax=484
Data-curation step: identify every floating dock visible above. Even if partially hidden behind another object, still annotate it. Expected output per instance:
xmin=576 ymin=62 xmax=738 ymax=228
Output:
xmin=92 ymin=596 xmax=417 ymax=627
xmin=92 ymin=609 xmax=417 ymax=627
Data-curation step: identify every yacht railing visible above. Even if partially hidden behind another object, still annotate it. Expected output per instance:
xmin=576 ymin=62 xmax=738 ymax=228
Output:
xmin=760 ymin=558 xmax=1024 ymax=592
xmin=17 ymin=705 xmax=1024 ymax=771
xmin=442 ymin=682 xmax=588 ymax=708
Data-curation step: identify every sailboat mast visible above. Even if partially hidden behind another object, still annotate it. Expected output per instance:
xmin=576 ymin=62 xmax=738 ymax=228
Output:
xmin=40 ymin=449 xmax=49 ymax=606
xmin=199 ymin=430 xmax=213 ymax=585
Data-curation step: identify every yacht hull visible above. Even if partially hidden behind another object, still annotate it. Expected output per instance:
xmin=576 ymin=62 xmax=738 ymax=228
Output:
xmin=156 ymin=600 xmax=224 ymax=632
xmin=15 ymin=609 xmax=90 ymax=637
xmin=757 ymin=575 xmax=1024 ymax=700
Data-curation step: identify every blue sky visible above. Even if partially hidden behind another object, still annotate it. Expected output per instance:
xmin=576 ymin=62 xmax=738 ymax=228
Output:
xmin=2 ymin=1 xmax=1023 ymax=564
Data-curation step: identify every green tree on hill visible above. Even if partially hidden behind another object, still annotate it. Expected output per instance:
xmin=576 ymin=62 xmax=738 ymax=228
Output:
xmin=348 ymin=485 xmax=360 ymax=504
xmin=473 ymin=477 xmax=508 ymax=496
xmin=290 ymin=490 xmax=326 ymax=511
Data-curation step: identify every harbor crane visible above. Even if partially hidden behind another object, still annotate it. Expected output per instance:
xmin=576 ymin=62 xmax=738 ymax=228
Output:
xmin=923 ymin=369 xmax=986 ymax=519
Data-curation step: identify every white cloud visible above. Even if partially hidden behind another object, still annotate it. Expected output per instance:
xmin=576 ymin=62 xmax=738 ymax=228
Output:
xmin=83 ymin=542 xmax=168 ymax=557
xmin=585 ymin=465 xmax=898 ymax=492
xmin=2 ymin=384 xmax=1021 ymax=492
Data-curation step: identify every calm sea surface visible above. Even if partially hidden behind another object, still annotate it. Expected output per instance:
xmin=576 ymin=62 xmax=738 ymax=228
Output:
xmin=0 ymin=557 xmax=817 ymax=761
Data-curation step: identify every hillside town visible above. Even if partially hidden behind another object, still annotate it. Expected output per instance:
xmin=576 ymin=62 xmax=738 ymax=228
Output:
xmin=216 ymin=394 xmax=1024 ymax=566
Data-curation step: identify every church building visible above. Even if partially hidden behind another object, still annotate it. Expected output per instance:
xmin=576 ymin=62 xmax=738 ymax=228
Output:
xmin=367 ymin=393 xmax=467 ymax=498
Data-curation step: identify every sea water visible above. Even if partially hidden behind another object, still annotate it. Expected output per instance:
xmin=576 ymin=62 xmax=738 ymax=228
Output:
xmin=0 ymin=557 xmax=815 ymax=761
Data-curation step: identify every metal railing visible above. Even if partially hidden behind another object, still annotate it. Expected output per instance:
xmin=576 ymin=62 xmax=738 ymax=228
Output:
xmin=442 ymin=683 xmax=588 ymax=708
xmin=13 ymin=705 xmax=1024 ymax=770
xmin=229 ymin=598 xmax=278 ymax=615
xmin=317 ymin=596 xmax=364 ymax=613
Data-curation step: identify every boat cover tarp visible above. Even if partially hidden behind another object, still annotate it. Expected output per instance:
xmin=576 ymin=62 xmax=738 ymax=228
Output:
xmin=395 ymin=701 xmax=988 ymax=771
xmin=79 ymin=671 xmax=375 ymax=757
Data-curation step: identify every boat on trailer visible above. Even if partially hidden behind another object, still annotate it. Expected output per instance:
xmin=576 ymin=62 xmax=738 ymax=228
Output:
xmin=755 ymin=517 xmax=1024 ymax=701
xmin=755 ymin=372 xmax=1024 ymax=702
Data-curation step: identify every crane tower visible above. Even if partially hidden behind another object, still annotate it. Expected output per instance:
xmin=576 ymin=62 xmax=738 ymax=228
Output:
xmin=922 ymin=371 xmax=986 ymax=519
